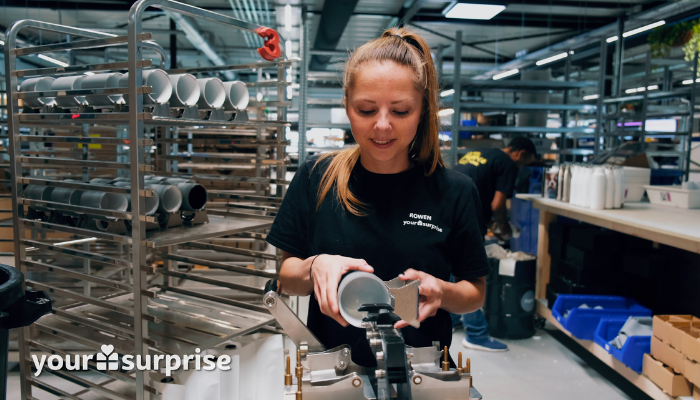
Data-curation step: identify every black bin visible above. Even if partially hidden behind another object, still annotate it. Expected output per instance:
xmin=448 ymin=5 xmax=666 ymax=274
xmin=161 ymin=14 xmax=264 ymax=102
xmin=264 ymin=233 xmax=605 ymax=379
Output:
xmin=0 ymin=264 xmax=52 ymax=400
xmin=483 ymin=257 xmax=537 ymax=339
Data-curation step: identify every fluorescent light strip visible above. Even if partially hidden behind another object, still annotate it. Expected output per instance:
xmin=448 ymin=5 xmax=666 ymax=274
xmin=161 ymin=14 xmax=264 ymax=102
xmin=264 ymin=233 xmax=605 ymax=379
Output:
xmin=445 ymin=3 xmax=506 ymax=20
xmin=607 ymin=36 xmax=619 ymax=43
xmin=583 ymin=94 xmax=599 ymax=100
xmin=285 ymin=40 xmax=292 ymax=58
xmin=493 ymin=68 xmax=519 ymax=80
xmin=38 ymin=54 xmax=69 ymax=67
xmin=624 ymin=85 xmax=660 ymax=94
xmin=536 ymin=52 xmax=568 ymax=66
xmin=440 ymin=89 xmax=455 ymax=97
xmin=682 ymin=78 xmax=700 ymax=85
xmin=0 ymin=40 xmax=4 ymax=45
xmin=285 ymin=4 xmax=292 ymax=32
xmin=623 ymin=20 xmax=665 ymax=38
xmin=438 ymin=108 xmax=455 ymax=116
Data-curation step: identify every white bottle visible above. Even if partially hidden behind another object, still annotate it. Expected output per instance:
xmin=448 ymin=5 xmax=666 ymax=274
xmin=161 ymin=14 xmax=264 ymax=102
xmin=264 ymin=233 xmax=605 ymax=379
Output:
xmin=562 ymin=164 xmax=571 ymax=203
xmin=604 ymin=168 xmax=614 ymax=209
xmin=613 ymin=168 xmax=623 ymax=208
xmin=569 ymin=166 xmax=577 ymax=205
xmin=580 ymin=167 xmax=592 ymax=208
xmin=557 ymin=165 xmax=564 ymax=201
xmin=590 ymin=167 xmax=607 ymax=210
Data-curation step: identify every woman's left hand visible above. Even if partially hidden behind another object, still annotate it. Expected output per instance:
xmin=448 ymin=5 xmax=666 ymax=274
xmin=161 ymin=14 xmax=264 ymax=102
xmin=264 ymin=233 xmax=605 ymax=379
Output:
xmin=394 ymin=268 xmax=443 ymax=329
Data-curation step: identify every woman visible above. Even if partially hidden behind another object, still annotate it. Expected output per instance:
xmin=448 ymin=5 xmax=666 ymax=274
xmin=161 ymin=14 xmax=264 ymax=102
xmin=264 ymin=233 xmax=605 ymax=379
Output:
xmin=266 ymin=27 xmax=490 ymax=367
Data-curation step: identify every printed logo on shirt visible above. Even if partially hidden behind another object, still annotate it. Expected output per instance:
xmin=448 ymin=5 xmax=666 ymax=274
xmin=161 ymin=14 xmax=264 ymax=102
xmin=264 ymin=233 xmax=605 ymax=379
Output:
xmin=458 ymin=151 xmax=488 ymax=167
xmin=403 ymin=213 xmax=442 ymax=232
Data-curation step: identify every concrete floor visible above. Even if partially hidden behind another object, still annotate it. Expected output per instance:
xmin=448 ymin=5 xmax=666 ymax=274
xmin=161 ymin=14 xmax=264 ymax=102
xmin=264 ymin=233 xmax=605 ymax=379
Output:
xmin=8 ymin=324 xmax=639 ymax=399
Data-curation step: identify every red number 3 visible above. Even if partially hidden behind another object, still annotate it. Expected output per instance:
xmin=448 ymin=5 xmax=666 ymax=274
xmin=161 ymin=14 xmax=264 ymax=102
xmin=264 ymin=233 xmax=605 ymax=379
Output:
xmin=256 ymin=27 xmax=281 ymax=61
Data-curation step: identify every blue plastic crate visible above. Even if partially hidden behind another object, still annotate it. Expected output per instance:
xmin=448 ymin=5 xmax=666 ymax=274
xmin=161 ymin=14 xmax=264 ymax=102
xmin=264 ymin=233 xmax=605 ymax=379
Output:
xmin=551 ymin=295 xmax=652 ymax=340
xmin=593 ymin=318 xmax=651 ymax=373
xmin=650 ymin=169 xmax=684 ymax=186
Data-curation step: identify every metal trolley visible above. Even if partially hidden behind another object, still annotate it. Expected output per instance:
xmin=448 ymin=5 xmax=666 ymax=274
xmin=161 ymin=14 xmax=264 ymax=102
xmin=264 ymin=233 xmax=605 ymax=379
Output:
xmin=5 ymin=1 xmax=290 ymax=398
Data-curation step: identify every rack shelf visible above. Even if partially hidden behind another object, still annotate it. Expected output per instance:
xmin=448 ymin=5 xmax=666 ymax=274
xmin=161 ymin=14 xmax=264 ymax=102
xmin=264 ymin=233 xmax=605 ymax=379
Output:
xmin=460 ymin=103 xmax=597 ymax=112
xmin=145 ymin=216 xmax=273 ymax=248
xmin=19 ymin=113 xmax=291 ymax=127
xmin=460 ymin=79 xmax=598 ymax=90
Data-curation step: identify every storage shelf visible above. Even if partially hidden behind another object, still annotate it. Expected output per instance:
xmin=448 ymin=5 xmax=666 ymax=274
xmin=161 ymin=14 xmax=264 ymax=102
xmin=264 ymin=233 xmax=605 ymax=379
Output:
xmin=460 ymin=103 xmax=597 ymax=112
xmin=145 ymin=215 xmax=273 ymax=248
xmin=19 ymin=113 xmax=291 ymax=128
xmin=603 ymin=89 xmax=691 ymax=104
xmin=464 ymin=126 xmax=595 ymax=134
xmin=460 ymin=80 xmax=598 ymax=90
xmin=537 ymin=300 xmax=676 ymax=400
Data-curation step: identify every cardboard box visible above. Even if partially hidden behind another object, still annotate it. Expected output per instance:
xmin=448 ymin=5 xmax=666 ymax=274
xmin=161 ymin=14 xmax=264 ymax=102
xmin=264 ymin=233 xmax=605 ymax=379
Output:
xmin=652 ymin=335 xmax=685 ymax=374
xmin=693 ymin=384 xmax=700 ymax=400
xmin=643 ymin=354 xmax=693 ymax=397
xmin=654 ymin=315 xmax=695 ymax=351
xmin=682 ymin=327 xmax=700 ymax=363
xmin=687 ymin=357 xmax=700 ymax=387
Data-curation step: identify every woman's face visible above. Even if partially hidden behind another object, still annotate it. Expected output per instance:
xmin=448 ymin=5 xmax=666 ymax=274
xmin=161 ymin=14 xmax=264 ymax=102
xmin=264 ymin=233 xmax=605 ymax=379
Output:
xmin=346 ymin=61 xmax=423 ymax=174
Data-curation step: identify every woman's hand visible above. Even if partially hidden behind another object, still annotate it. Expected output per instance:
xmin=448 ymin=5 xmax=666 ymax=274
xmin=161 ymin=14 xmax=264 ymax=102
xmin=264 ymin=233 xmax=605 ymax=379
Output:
xmin=394 ymin=268 xmax=443 ymax=329
xmin=311 ymin=255 xmax=374 ymax=327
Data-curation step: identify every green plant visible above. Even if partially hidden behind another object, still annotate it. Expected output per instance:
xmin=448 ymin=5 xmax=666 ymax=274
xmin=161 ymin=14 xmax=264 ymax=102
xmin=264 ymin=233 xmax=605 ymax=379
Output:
xmin=648 ymin=20 xmax=696 ymax=58
xmin=683 ymin=22 xmax=700 ymax=76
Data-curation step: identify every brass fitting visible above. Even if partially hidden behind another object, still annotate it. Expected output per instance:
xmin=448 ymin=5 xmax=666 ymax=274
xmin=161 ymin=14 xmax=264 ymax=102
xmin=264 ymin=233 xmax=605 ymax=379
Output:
xmin=466 ymin=358 xmax=471 ymax=374
xmin=285 ymin=356 xmax=292 ymax=386
xmin=442 ymin=346 xmax=450 ymax=371
xmin=296 ymin=349 xmax=303 ymax=400
xmin=456 ymin=352 xmax=463 ymax=374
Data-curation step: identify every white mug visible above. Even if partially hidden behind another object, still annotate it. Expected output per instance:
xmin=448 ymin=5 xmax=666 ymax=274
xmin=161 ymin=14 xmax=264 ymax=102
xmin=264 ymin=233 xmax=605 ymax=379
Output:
xmin=82 ymin=73 xmax=123 ymax=106
xmin=168 ymin=74 xmax=200 ymax=107
xmin=196 ymin=78 xmax=225 ymax=109
xmin=19 ymin=77 xmax=56 ymax=108
xmin=222 ymin=81 xmax=249 ymax=111
xmin=51 ymin=75 xmax=87 ymax=108
xmin=119 ymin=69 xmax=173 ymax=105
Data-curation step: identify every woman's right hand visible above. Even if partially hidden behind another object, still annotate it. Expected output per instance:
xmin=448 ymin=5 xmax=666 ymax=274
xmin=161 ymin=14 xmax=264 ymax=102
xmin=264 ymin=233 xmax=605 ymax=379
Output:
xmin=310 ymin=255 xmax=374 ymax=327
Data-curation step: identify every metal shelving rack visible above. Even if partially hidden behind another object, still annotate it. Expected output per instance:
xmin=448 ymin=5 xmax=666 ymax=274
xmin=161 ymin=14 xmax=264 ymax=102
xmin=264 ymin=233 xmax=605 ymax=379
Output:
xmin=438 ymin=32 xmax=606 ymax=167
xmin=597 ymin=51 xmax=699 ymax=181
xmin=5 ymin=1 xmax=290 ymax=399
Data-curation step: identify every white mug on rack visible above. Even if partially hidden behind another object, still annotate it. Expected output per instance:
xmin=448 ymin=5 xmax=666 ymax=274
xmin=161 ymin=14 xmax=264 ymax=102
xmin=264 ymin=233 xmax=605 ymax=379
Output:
xmin=51 ymin=75 xmax=87 ymax=108
xmin=81 ymin=73 xmax=124 ymax=106
xmin=168 ymin=74 xmax=200 ymax=108
xmin=196 ymin=78 xmax=226 ymax=109
xmin=19 ymin=77 xmax=56 ymax=108
xmin=222 ymin=81 xmax=249 ymax=111
xmin=119 ymin=69 xmax=173 ymax=105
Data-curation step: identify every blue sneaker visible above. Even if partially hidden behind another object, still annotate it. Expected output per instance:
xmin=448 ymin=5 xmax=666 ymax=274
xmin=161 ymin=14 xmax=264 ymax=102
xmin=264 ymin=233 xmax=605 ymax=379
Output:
xmin=462 ymin=336 xmax=508 ymax=352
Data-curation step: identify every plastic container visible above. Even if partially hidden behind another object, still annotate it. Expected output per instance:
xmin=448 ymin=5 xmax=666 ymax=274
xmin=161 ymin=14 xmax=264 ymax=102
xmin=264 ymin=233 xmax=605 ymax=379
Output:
xmin=337 ymin=272 xmax=391 ymax=328
xmin=590 ymin=168 xmax=606 ymax=210
xmin=593 ymin=318 xmax=651 ymax=373
xmin=605 ymin=169 xmax=614 ymax=209
xmin=624 ymin=185 xmax=646 ymax=202
xmin=643 ymin=185 xmax=700 ymax=209
xmin=551 ymin=295 xmax=652 ymax=340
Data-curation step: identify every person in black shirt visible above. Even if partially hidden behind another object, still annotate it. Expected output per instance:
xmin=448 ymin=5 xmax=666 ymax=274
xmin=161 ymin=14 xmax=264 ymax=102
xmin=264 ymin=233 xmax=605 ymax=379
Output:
xmin=451 ymin=137 xmax=536 ymax=352
xmin=266 ymin=28 xmax=490 ymax=367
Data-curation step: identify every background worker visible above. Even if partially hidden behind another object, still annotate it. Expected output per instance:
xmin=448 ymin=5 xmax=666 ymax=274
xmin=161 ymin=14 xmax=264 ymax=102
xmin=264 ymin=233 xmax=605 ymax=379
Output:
xmin=451 ymin=136 xmax=537 ymax=351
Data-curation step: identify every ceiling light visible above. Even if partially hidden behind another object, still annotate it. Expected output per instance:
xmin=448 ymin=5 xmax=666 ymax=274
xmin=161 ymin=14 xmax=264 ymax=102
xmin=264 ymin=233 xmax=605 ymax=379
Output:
xmin=285 ymin=40 xmax=292 ymax=58
xmin=38 ymin=54 xmax=69 ymax=67
xmin=0 ymin=40 xmax=4 ymax=45
xmin=583 ymin=94 xmax=599 ymax=100
xmin=623 ymin=21 xmax=665 ymax=38
xmin=607 ymin=36 xmax=618 ymax=43
xmin=569 ymin=50 xmax=574 ymax=55
xmin=444 ymin=3 xmax=506 ymax=20
xmin=285 ymin=4 xmax=292 ymax=32
xmin=625 ymin=88 xmax=638 ymax=94
xmin=438 ymin=108 xmax=455 ymax=116
xmin=647 ymin=85 xmax=659 ymax=90
xmin=682 ymin=79 xmax=700 ymax=85
xmin=493 ymin=69 xmax=519 ymax=80
xmin=440 ymin=89 xmax=455 ymax=97
xmin=536 ymin=52 xmax=568 ymax=66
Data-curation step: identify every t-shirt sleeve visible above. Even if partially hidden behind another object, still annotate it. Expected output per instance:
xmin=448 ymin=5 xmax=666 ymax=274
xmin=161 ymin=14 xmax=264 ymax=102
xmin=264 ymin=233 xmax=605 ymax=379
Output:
xmin=448 ymin=179 xmax=490 ymax=280
xmin=495 ymin=156 xmax=518 ymax=199
xmin=266 ymin=160 xmax=314 ymax=259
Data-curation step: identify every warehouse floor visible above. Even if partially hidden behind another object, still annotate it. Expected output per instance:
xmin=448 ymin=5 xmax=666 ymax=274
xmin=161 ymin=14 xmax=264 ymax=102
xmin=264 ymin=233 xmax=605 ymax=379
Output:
xmin=8 ymin=322 xmax=642 ymax=399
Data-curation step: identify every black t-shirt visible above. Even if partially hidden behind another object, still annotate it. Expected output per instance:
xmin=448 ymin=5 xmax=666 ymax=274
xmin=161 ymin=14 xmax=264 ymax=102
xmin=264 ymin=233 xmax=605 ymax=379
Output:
xmin=267 ymin=155 xmax=490 ymax=367
xmin=452 ymin=148 xmax=518 ymax=230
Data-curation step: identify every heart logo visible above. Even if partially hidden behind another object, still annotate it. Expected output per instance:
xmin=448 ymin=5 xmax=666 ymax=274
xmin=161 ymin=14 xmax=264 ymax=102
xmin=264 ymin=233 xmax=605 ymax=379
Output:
xmin=101 ymin=344 xmax=114 ymax=356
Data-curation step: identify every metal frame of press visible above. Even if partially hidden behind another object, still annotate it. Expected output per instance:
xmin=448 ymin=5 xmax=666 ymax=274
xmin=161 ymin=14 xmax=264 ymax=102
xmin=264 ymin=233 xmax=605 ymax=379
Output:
xmin=5 ymin=1 xmax=290 ymax=399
